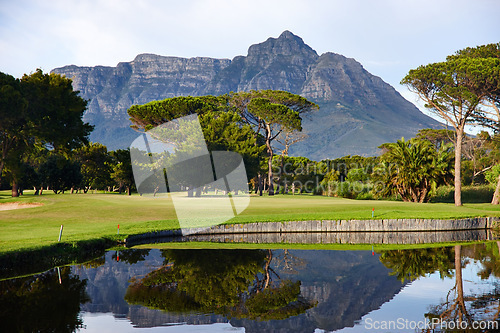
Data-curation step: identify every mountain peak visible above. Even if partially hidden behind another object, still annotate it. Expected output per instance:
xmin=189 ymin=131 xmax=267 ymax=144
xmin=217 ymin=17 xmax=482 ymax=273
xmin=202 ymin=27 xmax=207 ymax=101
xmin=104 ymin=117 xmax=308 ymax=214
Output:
xmin=278 ymin=30 xmax=298 ymax=39
xmin=52 ymin=32 xmax=440 ymax=159
xmin=247 ymin=31 xmax=318 ymax=59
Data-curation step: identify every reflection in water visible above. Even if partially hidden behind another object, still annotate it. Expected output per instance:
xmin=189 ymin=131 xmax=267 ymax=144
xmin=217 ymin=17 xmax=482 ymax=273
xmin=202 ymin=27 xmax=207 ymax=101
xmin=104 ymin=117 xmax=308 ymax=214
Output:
xmin=379 ymin=247 xmax=455 ymax=282
xmin=0 ymin=267 xmax=89 ymax=332
xmin=0 ymin=243 xmax=499 ymax=332
xmin=125 ymin=249 xmax=316 ymax=321
xmin=378 ymin=244 xmax=500 ymax=332
xmin=423 ymin=244 xmax=500 ymax=331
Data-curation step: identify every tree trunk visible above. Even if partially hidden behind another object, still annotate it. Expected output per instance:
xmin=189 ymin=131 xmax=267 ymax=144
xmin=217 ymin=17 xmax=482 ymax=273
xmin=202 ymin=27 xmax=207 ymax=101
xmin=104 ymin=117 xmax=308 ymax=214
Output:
xmin=454 ymin=127 xmax=463 ymax=206
xmin=11 ymin=181 xmax=19 ymax=197
xmin=127 ymin=186 xmax=131 ymax=196
xmin=492 ymin=174 xmax=500 ymax=205
xmin=263 ymin=249 xmax=273 ymax=290
xmin=266 ymin=124 xmax=274 ymax=196
xmin=258 ymin=173 xmax=263 ymax=196
xmin=0 ymin=160 xmax=4 ymax=183
xmin=280 ymin=154 xmax=285 ymax=194
xmin=454 ymin=245 xmax=469 ymax=322
xmin=267 ymin=160 xmax=274 ymax=196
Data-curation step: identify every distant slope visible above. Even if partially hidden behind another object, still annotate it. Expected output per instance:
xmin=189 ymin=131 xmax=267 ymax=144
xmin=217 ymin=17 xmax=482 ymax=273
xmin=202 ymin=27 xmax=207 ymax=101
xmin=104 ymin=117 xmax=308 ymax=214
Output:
xmin=53 ymin=31 xmax=440 ymax=159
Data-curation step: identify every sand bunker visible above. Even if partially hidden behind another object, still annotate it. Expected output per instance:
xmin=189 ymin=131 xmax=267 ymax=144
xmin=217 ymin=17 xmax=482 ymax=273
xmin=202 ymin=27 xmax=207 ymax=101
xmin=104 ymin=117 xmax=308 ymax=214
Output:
xmin=0 ymin=202 xmax=44 ymax=211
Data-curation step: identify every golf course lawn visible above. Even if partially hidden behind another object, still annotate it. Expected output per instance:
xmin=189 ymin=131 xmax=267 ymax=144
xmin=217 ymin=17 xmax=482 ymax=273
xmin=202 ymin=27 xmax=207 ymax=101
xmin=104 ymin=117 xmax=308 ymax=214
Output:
xmin=1 ymin=190 xmax=500 ymax=253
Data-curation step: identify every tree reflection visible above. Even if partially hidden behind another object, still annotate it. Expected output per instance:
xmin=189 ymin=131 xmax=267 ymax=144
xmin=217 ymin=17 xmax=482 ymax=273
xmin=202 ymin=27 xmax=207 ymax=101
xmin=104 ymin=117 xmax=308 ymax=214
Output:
xmin=470 ymin=241 xmax=500 ymax=279
xmin=111 ymin=248 xmax=150 ymax=264
xmin=419 ymin=244 xmax=500 ymax=332
xmin=427 ymin=245 xmax=472 ymax=325
xmin=380 ymin=243 xmax=500 ymax=332
xmin=379 ymin=247 xmax=455 ymax=282
xmin=0 ymin=267 xmax=90 ymax=332
xmin=79 ymin=255 xmax=106 ymax=268
xmin=124 ymin=249 xmax=316 ymax=320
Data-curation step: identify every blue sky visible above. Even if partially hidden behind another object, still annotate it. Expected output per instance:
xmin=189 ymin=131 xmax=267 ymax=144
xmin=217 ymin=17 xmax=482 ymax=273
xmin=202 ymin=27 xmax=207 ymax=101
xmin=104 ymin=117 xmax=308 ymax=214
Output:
xmin=1 ymin=0 xmax=499 ymax=117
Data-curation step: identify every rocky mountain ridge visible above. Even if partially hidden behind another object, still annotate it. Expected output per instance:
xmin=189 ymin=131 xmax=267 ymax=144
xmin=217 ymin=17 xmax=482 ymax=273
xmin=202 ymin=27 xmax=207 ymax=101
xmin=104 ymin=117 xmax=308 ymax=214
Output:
xmin=53 ymin=31 xmax=440 ymax=159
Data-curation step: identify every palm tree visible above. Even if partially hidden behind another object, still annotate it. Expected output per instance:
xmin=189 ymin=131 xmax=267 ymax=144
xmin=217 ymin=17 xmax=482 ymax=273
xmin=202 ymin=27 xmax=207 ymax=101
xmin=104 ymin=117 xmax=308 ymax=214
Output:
xmin=378 ymin=138 xmax=453 ymax=203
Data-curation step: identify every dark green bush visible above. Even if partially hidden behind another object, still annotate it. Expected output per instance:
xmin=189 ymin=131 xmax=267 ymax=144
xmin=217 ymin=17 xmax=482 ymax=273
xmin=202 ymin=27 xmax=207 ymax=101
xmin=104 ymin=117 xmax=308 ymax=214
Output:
xmin=430 ymin=185 xmax=495 ymax=203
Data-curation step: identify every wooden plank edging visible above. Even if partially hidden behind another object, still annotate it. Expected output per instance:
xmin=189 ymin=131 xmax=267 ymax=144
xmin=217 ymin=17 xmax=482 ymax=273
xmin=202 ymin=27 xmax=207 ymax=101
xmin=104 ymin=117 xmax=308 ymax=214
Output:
xmin=125 ymin=217 xmax=500 ymax=243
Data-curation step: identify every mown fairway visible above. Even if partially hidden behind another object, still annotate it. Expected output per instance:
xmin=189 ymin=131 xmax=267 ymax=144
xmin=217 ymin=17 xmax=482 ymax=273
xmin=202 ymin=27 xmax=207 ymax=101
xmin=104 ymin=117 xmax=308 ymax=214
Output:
xmin=1 ymin=190 xmax=499 ymax=253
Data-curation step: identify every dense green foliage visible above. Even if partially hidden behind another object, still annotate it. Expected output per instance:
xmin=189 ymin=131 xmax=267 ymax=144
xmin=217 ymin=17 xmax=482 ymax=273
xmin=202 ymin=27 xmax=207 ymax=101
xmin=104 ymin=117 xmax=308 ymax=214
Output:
xmin=375 ymin=138 xmax=454 ymax=202
xmin=128 ymin=95 xmax=225 ymax=131
xmin=127 ymin=91 xmax=317 ymax=196
xmin=229 ymin=90 xmax=318 ymax=195
xmin=0 ymin=70 xmax=92 ymax=196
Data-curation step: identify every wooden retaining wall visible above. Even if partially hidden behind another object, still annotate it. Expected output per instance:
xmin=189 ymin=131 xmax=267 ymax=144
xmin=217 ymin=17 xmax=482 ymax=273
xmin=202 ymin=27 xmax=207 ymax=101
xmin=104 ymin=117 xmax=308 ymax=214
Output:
xmin=165 ymin=229 xmax=493 ymax=245
xmin=126 ymin=217 xmax=500 ymax=245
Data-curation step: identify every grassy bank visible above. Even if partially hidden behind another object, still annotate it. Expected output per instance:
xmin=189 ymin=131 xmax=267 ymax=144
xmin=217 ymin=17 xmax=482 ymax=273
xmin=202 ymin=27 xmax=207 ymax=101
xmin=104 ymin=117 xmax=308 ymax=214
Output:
xmin=0 ymin=238 xmax=114 ymax=280
xmin=1 ymin=190 xmax=500 ymax=254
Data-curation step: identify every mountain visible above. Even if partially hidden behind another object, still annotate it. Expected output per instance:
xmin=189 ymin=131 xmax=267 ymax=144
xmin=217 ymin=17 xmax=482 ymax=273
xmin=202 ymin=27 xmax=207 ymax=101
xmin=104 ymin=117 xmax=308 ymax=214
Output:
xmin=52 ymin=31 xmax=440 ymax=159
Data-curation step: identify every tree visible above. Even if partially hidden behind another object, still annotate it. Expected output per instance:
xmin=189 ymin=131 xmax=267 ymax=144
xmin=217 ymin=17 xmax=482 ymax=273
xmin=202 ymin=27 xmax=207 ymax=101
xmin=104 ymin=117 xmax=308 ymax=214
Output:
xmin=20 ymin=69 xmax=93 ymax=152
xmin=128 ymin=95 xmax=225 ymax=131
xmin=377 ymin=138 xmax=453 ymax=203
xmin=198 ymin=110 xmax=264 ymax=182
xmin=0 ymin=69 xmax=92 ymax=197
xmin=38 ymin=154 xmax=82 ymax=194
xmin=449 ymin=43 xmax=500 ymax=204
xmin=128 ymin=96 xmax=265 ymax=196
xmin=228 ymin=90 xmax=318 ymax=195
xmin=110 ymin=149 xmax=134 ymax=195
xmin=486 ymin=164 xmax=500 ymax=205
xmin=0 ymin=73 xmax=27 ymax=196
xmin=402 ymin=57 xmax=500 ymax=206
xmin=275 ymin=130 xmax=308 ymax=190
xmin=74 ymin=142 xmax=112 ymax=193
xmin=415 ymin=128 xmax=455 ymax=150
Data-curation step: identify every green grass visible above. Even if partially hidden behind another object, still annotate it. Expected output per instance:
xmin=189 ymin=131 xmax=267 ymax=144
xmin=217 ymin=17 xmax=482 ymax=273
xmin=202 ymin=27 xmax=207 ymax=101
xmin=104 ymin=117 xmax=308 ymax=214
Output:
xmin=1 ymin=190 xmax=500 ymax=254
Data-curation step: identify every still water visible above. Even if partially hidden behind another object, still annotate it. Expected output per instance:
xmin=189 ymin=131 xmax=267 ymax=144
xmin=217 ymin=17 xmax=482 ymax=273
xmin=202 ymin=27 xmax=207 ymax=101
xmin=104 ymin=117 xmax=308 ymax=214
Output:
xmin=1 ymin=243 xmax=499 ymax=332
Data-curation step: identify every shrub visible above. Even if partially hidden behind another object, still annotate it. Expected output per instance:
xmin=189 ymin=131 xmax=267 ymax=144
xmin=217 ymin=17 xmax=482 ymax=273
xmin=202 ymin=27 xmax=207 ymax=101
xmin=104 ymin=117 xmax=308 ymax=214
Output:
xmin=321 ymin=181 xmax=373 ymax=199
xmin=485 ymin=164 xmax=500 ymax=185
xmin=430 ymin=185 xmax=495 ymax=203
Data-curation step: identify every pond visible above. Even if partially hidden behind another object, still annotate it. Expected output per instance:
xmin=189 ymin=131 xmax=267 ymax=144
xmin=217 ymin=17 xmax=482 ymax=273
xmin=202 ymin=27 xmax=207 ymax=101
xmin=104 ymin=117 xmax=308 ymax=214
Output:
xmin=1 ymin=243 xmax=499 ymax=332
